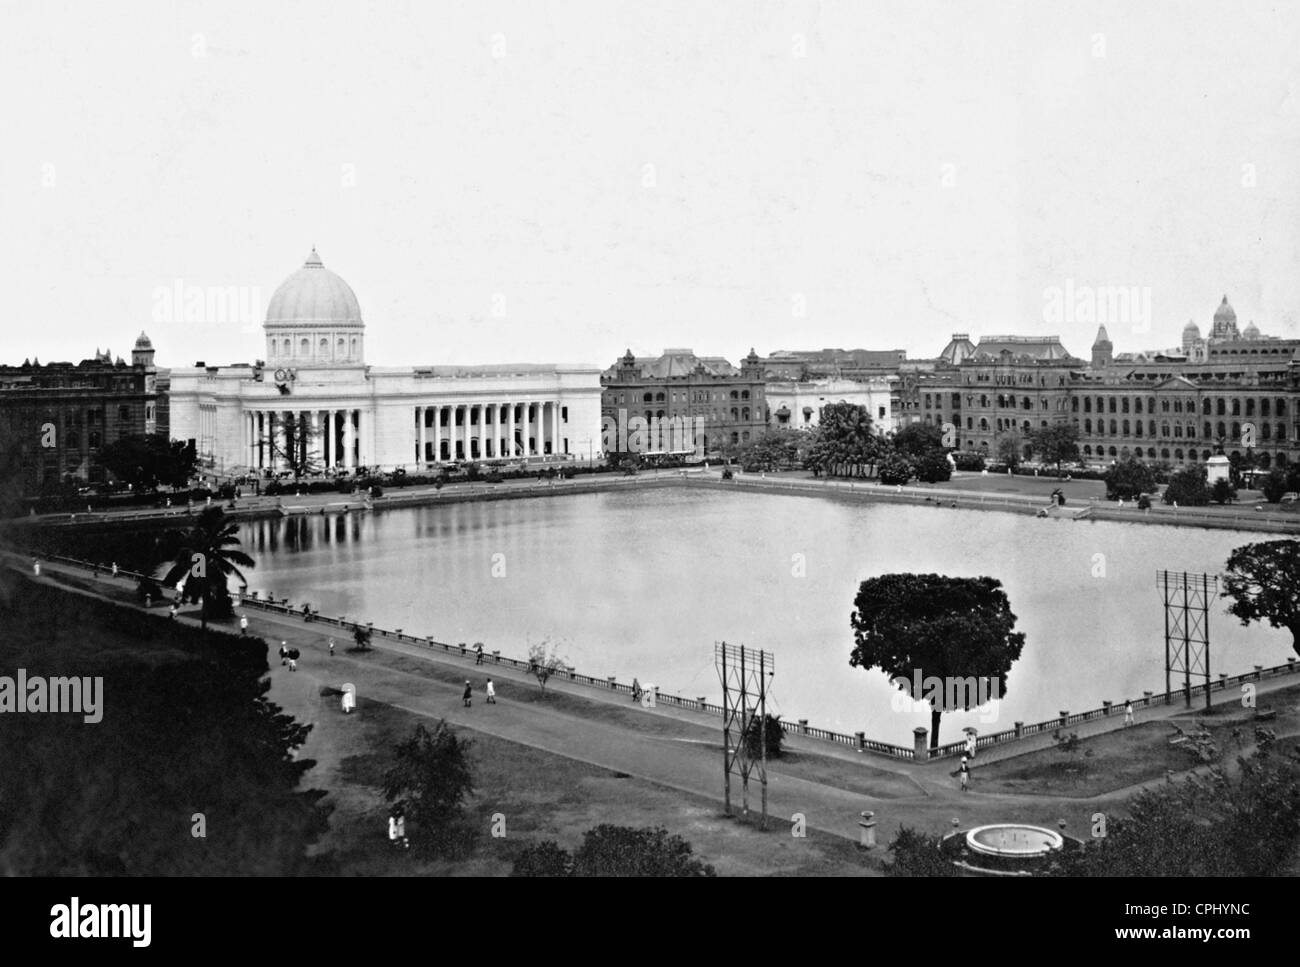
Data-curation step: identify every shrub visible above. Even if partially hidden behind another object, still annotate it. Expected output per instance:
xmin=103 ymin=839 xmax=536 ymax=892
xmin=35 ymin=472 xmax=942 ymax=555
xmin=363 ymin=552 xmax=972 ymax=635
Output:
xmin=510 ymin=841 xmax=573 ymax=877
xmin=1262 ymin=469 xmax=1289 ymax=503
xmin=744 ymin=713 xmax=785 ymax=758
xmin=913 ymin=450 xmax=953 ymax=484
xmin=951 ymin=451 xmax=986 ymax=472
xmin=877 ymin=453 xmax=913 ymax=486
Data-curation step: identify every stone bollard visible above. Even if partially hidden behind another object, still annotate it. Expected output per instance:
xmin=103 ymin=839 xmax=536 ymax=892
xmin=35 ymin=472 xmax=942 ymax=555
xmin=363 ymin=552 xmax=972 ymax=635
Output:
xmin=913 ymin=727 xmax=929 ymax=762
xmin=1254 ymin=665 xmax=1263 ymax=680
xmin=607 ymin=676 xmax=616 ymax=689
xmin=798 ymin=718 xmax=809 ymax=735
xmin=855 ymin=731 xmax=866 ymax=751
xmin=1059 ymin=710 xmax=1069 ymax=725
xmin=494 ymin=650 xmax=501 ymax=663
xmin=1143 ymin=690 xmax=1153 ymax=706
xmin=697 ymin=697 xmax=707 ymax=709
xmin=1218 ymin=673 xmax=1228 ymax=688
xmin=1014 ymin=721 xmax=1024 ymax=738
xmin=858 ymin=811 xmax=877 ymax=849
xmin=1102 ymin=701 xmax=1113 ymax=715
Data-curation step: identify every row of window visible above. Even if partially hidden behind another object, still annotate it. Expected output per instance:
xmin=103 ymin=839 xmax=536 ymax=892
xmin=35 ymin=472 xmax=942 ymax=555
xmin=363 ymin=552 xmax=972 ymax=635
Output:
xmin=277 ymin=336 xmax=360 ymax=357
xmin=611 ymin=389 xmax=757 ymax=404
xmin=637 ymin=408 xmax=757 ymax=422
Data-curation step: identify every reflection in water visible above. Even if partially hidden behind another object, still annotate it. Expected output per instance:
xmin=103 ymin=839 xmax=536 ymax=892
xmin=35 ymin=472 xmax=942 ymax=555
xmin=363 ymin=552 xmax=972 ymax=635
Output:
xmin=245 ymin=489 xmax=1295 ymax=741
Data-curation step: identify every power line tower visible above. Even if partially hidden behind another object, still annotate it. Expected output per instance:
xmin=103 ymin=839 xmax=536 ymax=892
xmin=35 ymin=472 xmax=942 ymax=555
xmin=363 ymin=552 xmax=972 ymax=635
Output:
xmin=715 ymin=641 xmax=773 ymax=829
xmin=1156 ymin=571 xmax=1216 ymax=711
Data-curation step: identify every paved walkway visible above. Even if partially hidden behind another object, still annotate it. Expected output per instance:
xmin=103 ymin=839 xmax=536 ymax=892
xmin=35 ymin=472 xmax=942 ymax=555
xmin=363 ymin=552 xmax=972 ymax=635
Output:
xmin=11 ymin=551 xmax=1300 ymax=853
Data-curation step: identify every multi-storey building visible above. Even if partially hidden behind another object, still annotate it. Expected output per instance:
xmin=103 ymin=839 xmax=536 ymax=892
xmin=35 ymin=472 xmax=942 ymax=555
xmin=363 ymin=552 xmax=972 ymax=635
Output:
xmin=766 ymin=377 xmax=896 ymax=434
xmin=0 ymin=335 xmax=160 ymax=491
xmin=905 ymin=297 xmax=1300 ymax=469
xmin=168 ymin=249 xmax=605 ymax=474
xmin=601 ymin=348 xmax=768 ymax=455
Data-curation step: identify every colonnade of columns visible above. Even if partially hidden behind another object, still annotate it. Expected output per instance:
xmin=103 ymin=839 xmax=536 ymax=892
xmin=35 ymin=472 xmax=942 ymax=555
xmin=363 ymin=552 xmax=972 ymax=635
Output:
xmin=412 ymin=401 xmax=563 ymax=466
xmin=245 ymin=408 xmax=361 ymax=472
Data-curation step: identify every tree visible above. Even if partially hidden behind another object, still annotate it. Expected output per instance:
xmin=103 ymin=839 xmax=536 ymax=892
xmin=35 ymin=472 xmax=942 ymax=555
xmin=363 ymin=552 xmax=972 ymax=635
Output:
xmin=161 ymin=507 xmax=254 ymax=632
xmin=892 ymin=423 xmax=945 ymax=461
xmin=995 ymin=430 xmax=1024 ymax=469
xmin=1028 ymin=423 xmax=1080 ymax=477
xmin=527 ymin=639 xmax=569 ymax=692
xmin=1210 ymin=478 xmax=1236 ymax=505
xmin=737 ymin=427 xmax=805 ymax=472
xmin=913 ymin=449 xmax=953 ymax=484
xmin=876 ymin=450 xmax=913 ymax=486
xmin=885 ymin=825 xmax=959 ymax=877
xmin=1261 ymin=468 xmax=1289 ymax=503
xmin=1104 ymin=459 xmax=1157 ymax=501
xmin=1163 ymin=465 xmax=1210 ymax=506
xmin=1062 ymin=739 xmax=1300 ymax=876
xmin=258 ymin=413 xmax=323 ymax=479
xmin=381 ymin=721 xmax=475 ymax=855
xmin=570 ymin=825 xmax=716 ymax=876
xmin=510 ymin=840 xmax=573 ymax=877
xmin=744 ymin=713 xmax=785 ymax=759
xmin=100 ymin=433 xmax=195 ymax=490
xmin=850 ymin=574 xmax=1025 ymax=748
xmin=352 ymin=624 xmax=373 ymax=651
xmin=806 ymin=403 xmax=881 ymax=477
xmin=1222 ymin=540 xmax=1300 ymax=656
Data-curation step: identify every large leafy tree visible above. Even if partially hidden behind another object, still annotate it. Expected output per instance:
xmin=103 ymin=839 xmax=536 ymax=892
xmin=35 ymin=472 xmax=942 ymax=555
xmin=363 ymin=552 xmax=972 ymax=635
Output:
xmin=1104 ymin=458 xmax=1157 ymax=500
xmin=736 ymin=427 xmax=806 ymax=472
xmin=850 ymin=574 xmax=1025 ymax=748
xmin=806 ymin=403 xmax=880 ymax=477
xmin=100 ymin=433 xmax=195 ymax=489
xmin=995 ymin=430 xmax=1024 ymax=469
xmin=891 ymin=423 xmax=946 ymax=460
xmin=382 ymin=721 xmax=475 ymax=855
xmin=1222 ymin=540 xmax=1300 ymax=656
xmin=162 ymin=507 xmax=254 ymax=631
xmin=1028 ymin=423 xmax=1080 ymax=476
xmin=1163 ymin=465 xmax=1210 ymax=506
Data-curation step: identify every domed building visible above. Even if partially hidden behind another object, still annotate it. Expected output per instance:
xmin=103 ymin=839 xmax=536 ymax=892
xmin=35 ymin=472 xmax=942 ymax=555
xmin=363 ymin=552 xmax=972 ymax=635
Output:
xmin=168 ymin=250 xmax=604 ymax=474
xmin=1209 ymin=295 xmax=1240 ymax=342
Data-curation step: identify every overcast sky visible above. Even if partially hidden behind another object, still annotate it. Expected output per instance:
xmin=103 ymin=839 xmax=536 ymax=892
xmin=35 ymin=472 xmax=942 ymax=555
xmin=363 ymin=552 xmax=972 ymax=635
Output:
xmin=4 ymin=1 xmax=1300 ymax=370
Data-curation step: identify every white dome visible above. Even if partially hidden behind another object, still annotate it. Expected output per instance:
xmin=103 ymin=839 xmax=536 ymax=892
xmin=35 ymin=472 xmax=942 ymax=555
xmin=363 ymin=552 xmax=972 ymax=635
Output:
xmin=265 ymin=249 xmax=363 ymax=330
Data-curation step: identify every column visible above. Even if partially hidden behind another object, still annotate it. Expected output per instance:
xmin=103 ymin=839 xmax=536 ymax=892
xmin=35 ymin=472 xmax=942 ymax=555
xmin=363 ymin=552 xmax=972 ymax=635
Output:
xmin=309 ymin=410 xmax=321 ymax=470
xmin=496 ymin=404 xmax=506 ymax=460
xmin=432 ymin=405 xmax=442 ymax=462
xmin=460 ymin=404 xmax=469 ymax=461
xmin=506 ymin=403 xmax=515 ymax=457
xmin=552 ymin=400 xmax=561 ymax=455
xmin=416 ymin=406 xmax=424 ymax=467
xmin=355 ymin=409 xmax=364 ymax=469
xmin=324 ymin=410 xmax=333 ymax=468
xmin=343 ymin=409 xmax=354 ymax=469
xmin=534 ymin=401 xmax=544 ymax=456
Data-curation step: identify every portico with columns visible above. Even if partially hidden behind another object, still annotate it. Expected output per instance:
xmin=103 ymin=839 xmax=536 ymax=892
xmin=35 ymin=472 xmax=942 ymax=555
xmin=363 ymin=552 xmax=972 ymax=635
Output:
xmin=168 ymin=250 xmax=604 ymax=474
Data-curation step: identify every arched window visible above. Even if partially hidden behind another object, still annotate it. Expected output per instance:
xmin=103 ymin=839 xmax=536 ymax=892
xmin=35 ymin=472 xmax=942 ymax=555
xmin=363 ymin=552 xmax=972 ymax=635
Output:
xmin=1122 ymin=420 xmax=1130 ymax=435
xmin=1135 ymin=422 xmax=1143 ymax=438
xmin=1084 ymin=419 xmax=1092 ymax=433
xmin=337 ymin=337 xmax=346 ymax=355
xmin=1204 ymin=422 xmax=1212 ymax=439
xmin=979 ymin=418 xmax=988 ymax=431
xmin=1231 ymin=422 xmax=1240 ymax=440
xmin=1217 ymin=422 xmax=1226 ymax=439
xmin=643 ymin=393 xmax=653 ymax=403
xmin=351 ymin=337 xmax=358 ymax=356
xmin=1217 ymin=399 xmax=1226 ymax=416
xmin=1108 ymin=447 xmax=1117 ymax=457
xmin=1246 ymin=399 xmax=1255 ymax=417
xmin=1202 ymin=399 xmax=1211 ymax=416
xmin=741 ymin=390 xmax=750 ymax=400
xmin=1278 ymin=423 xmax=1287 ymax=441
xmin=1160 ymin=448 xmax=1170 ymax=459
xmin=1136 ymin=398 xmax=1144 ymax=415
xmin=741 ymin=408 xmax=750 ymax=421
xmin=1262 ymin=399 xmax=1271 ymax=418
xmin=1083 ymin=445 xmax=1092 ymax=457
xmin=1121 ymin=398 xmax=1130 ymax=414
xmin=1109 ymin=420 xmax=1117 ymax=434
xmin=1148 ymin=420 xmax=1156 ymax=437
xmin=1232 ymin=399 xmax=1241 ymax=416
xmin=1174 ymin=449 xmax=1184 ymax=461
xmin=1084 ymin=398 xmax=1092 ymax=413
xmin=655 ymin=392 xmax=666 ymax=402
xmin=319 ymin=338 xmax=328 ymax=354
xmin=1262 ymin=423 xmax=1272 ymax=440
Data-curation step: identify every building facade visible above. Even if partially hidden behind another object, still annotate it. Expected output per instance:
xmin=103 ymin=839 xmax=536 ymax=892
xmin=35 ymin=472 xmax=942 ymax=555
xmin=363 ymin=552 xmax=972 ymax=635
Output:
xmin=906 ymin=298 xmax=1300 ymax=468
xmin=766 ymin=377 xmax=896 ymax=434
xmin=601 ymin=348 xmax=768 ymax=454
xmin=0 ymin=337 xmax=160 ymax=490
xmin=168 ymin=250 xmax=604 ymax=474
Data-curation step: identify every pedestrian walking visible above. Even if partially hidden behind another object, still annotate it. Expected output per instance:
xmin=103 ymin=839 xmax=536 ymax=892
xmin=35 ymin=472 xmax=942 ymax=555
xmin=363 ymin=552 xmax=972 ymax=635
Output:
xmin=289 ymin=655 xmax=297 ymax=672
xmin=280 ymin=641 xmax=288 ymax=666
xmin=111 ymin=562 xmax=118 ymax=578
xmin=959 ymin=755 xmax=970 ymax=793
xmin=1124 ymin=700 xmax=1134 ymax=727
xmin=239 ymin=614 xmax=248 ymax=636
xmin=631 ymin=677 xmax=642 ymax=703
xmin=169 ymin=603 xmax=178 ymax=620
xmin=329 ymin=637 xmax=336 ymax=657
xmin=463 ymin=681 xmax=473 ymax=707
xmin=31 ymin=558 xmax=40 ymax=576
xmin=475 ymin=642 xmax=484 ymax=665
xmin=965 ymin=731 xmax=977 ymax=760
xmin=486 ymin=679 xmax=496 ymax=704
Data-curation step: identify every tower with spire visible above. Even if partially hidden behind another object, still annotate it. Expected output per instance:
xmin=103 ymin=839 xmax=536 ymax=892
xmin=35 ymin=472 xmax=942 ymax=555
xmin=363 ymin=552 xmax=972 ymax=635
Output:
xmin=1091 ymin=325 xmax=1113 ymax=369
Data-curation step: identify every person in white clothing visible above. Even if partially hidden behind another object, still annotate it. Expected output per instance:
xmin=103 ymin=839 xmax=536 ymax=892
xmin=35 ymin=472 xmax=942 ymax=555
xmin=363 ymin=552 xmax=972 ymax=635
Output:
xmin=486 ymin=679 xmax=496 ymax=704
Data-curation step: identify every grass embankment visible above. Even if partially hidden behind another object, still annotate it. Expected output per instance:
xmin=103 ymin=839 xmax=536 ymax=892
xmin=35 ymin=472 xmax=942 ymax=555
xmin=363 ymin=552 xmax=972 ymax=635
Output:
xmin=974 ymin=684 xmax=1300 ymax=797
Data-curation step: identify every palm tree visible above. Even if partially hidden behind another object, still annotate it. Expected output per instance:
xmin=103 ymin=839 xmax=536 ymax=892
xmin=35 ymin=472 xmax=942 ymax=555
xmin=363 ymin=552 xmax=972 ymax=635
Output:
xmin=163 ymin=507 xmax=255 ymax=631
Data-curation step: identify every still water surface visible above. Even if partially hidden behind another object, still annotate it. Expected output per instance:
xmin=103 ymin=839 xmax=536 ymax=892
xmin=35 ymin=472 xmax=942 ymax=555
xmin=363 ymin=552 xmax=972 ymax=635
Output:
xmin=244 ymin=489 xmax=1293 ymax=744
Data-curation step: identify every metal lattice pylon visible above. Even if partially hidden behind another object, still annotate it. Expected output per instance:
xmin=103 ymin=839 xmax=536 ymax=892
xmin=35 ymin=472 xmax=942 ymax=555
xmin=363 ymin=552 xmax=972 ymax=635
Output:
xmin=715 ymin=641 xmax=773 ymax=829
xmin=1157 ymin=571 xmax=1216 ymax=710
